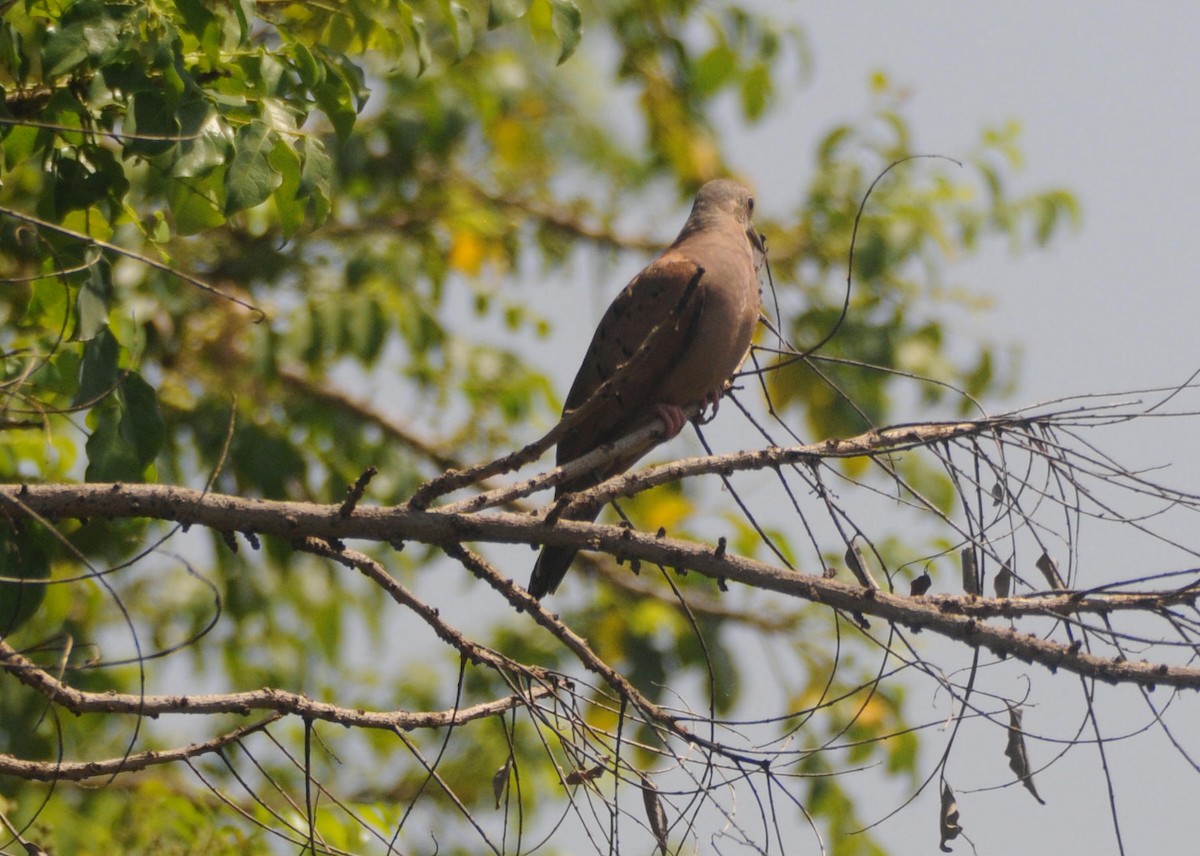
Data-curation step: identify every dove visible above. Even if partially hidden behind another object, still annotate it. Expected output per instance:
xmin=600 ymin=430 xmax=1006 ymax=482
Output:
xmin=529 ymin=179 xmax=763 ymax=599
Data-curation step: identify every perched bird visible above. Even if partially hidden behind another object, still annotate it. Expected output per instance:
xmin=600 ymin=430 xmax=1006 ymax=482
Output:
xmin=528 ymin=179 xmax=763 ymax=599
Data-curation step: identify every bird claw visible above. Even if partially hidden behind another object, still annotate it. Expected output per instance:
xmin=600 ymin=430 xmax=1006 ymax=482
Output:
xmin=652 ymin=403 xmax=689 ymax=439
xmin=694 ymin=388 xmax=723 ymax=425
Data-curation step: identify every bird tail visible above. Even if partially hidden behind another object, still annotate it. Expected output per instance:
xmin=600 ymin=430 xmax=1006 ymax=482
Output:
xmin=528 ymin=545 xmax=577 ymax=600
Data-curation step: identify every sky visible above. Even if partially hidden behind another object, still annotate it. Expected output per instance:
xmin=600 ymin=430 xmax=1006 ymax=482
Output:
xmin=507 ymin=4 xmax=1200 ymax=854
xmin=757 ymin=3 xmax=1200 ymax=402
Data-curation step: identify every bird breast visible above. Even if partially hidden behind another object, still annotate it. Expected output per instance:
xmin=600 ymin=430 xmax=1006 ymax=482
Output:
xmin=655 ymin=230 xmax=760 ymax=406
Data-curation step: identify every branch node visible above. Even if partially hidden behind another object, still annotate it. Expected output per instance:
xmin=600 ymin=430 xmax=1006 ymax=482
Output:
xmin=339 ymin=466 xmax=378 ymax=517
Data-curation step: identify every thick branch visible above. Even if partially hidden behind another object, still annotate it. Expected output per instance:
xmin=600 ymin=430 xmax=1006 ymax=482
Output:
xmin=3 ymin=481 xmax=1199 ymax=688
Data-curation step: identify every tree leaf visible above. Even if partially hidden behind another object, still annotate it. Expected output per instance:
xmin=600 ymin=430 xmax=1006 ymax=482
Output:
xmin=74 ymin=325 xmax=120 ymax=406
xmin=491 ymin=759 xmax=511 ymax=809
xmin=960 ymin=547 xmax=980 ymax=595
xmin=289 ymin=41 xmax=324 ymax=89
xmin=269 ymin=138 xmax=303 ymax=239
xmin=125 ymin=90 xmax=179 ymax=158
xmin=52 ymin=151 xmax=115 ymax=216
xmin=694 ymin=44 xmax=736 ymax=96
xmin=409 ymin=15 xmax=432 ymax=76
xmin=488 ymin=0 xmax=531 ymax=29
xmin=740 ymin=62 xmax=772 ymax=119
xmin=41 ymin=0 xmax=133 ymax=76
xmin=312 ymin=54 xmax=359 ymax=141
xmin=224 ymin=120 xmax=281 ymax=213
xmin=549 ymin=0 xmax=581 ymax=64
xmin=119 ymin=371 xmax=166 ymax=471
xmin=85 ymin=398 xmax=142 ymax=482
xmin=168 ymin=169 xmax=227 ymax=234
xmin=74 ymin=261 xmax=113 ymax=341
xmin=171 ymin=101 xmax=231 ymax=178
xmin=446 ymin=1 xmax=475 ymax=61
xmin=298 ymin=136 xmax=332 ymax=224
xmin=0 ymin=523 xmax=50 ymax=636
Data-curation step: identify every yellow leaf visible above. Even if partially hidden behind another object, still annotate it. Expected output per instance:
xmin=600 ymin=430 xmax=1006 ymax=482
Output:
xmin=448 ymin=230 xmax=486 ymax=275
xmin=854 ymin=693 xmax=890 ymax=730
xmin=640 ymin=490 xmax=693 ymax=533
xmin=490 ymin=115 xmax=528 ymax=167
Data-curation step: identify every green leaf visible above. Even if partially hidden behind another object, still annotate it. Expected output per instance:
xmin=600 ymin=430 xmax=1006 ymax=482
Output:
xmin=75 ymin=261 xmax=113 ymax=341
xmin=126 ymin=90 xmax=178 ymax=158
xmin=345 ymin=296 xmax=387 ymax=363
xmin=2 ymin=123 xmax=38 ymax=170
xmin=52 ymin=151 xmax=113 ymax=215
xmin=85 ymin=398 xmax=142 ymax=482
xmin=549 ymin=0 xmax=581 ymax=64
xmin=446 ymin=1 xmax=475 ymax=61
xmin=488 ymin=0 xmax=532 ymax=29
xmin=176 ymin=0 xmax=218 ymax=42
xmin=740 ymin=62 xmax=771 ymax=120
xmin=74 ymin=325 xmax=119 ymax=406
xmin=118 ymin=372 xmax=165 ymax=470
xmin=298 ymin=136 xmax=332 ymax=224
xmin=410 ymin=15 xmax=432 ymax=76
xmin=229 ymin=0 xmax=253 ymax=45
xmin=289 ymin=41 xmax=324 ymax=90
xmin=40 ymin=0 xmax=133 ymax=76
xmin=0 ymin=16 xmax=23 ymax=78
xmin=20 ymin=276 xmax=70 ymax=334
xmin=168 ymin=169 xmax=227 ymax=234
xmin=312 ymin=55 xmax=358 ymax=141
xmin=298 ymin=137 xmax=332 ymax=199
xmin=694 ymin=44 xmax=736 ymax=96
xmin=232 ymin=423 xmax=308 ymax=497
xmin=41 ymin=20 xmax=89 ymax=77
xmin=171 ymin=101 xmax=231 ymax=178
xmin=0 ymin=523 xmax=50 ymax=636
xmin=224 ymin=121 xmax=281 ymax=213
xmin=269 ymin=138 xmax=303 ymax=240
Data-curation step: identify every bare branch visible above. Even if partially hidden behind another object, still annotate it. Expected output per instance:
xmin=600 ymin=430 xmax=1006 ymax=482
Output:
xmin=0 ymin=715 xmax=282 ymax=782
xmin=0 ymin=639 xmax=557 ymax=730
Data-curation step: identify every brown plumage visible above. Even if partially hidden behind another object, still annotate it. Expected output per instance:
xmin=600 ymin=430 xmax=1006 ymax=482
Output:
xmin=529 ymin=179 xmax=763 ymax=599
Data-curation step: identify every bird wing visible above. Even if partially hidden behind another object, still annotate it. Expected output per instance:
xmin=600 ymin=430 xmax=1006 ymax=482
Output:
xmin=555 ymin=252 xmax=707 ymax=475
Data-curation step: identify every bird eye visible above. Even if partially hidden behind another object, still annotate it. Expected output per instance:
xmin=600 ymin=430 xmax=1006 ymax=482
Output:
xmin=747 ymin=197 xmax=755 ymax=214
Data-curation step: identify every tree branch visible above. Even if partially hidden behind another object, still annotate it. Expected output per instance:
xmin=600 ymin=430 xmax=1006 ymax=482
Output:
xmin=0 ymin=715 xmax=283 ymax=782
xmin=4 ymin=470 xmax=1199 ymax=688
xmin=0 ymin=639 xmax=556 ymax=730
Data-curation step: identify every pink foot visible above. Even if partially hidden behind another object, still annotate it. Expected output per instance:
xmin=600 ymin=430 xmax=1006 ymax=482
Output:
xmin=652 ymin=403 xmax=689 ymax=439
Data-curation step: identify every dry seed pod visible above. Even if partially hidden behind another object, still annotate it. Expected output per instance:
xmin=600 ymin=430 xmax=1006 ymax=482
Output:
xmin=1004 ymin=705 xmax=1046 ymax=804
xmin=639 ymin=772 xmax=670 ymax=855
xmin=960 ymin=548 xmax=980 ymax=596
xmin=939 ymin=780 xmax=962 ymax=852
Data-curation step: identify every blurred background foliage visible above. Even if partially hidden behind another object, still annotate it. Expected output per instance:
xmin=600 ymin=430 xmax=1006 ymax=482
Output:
xmin=0 ymin=0 xmax=1076 ymax=852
